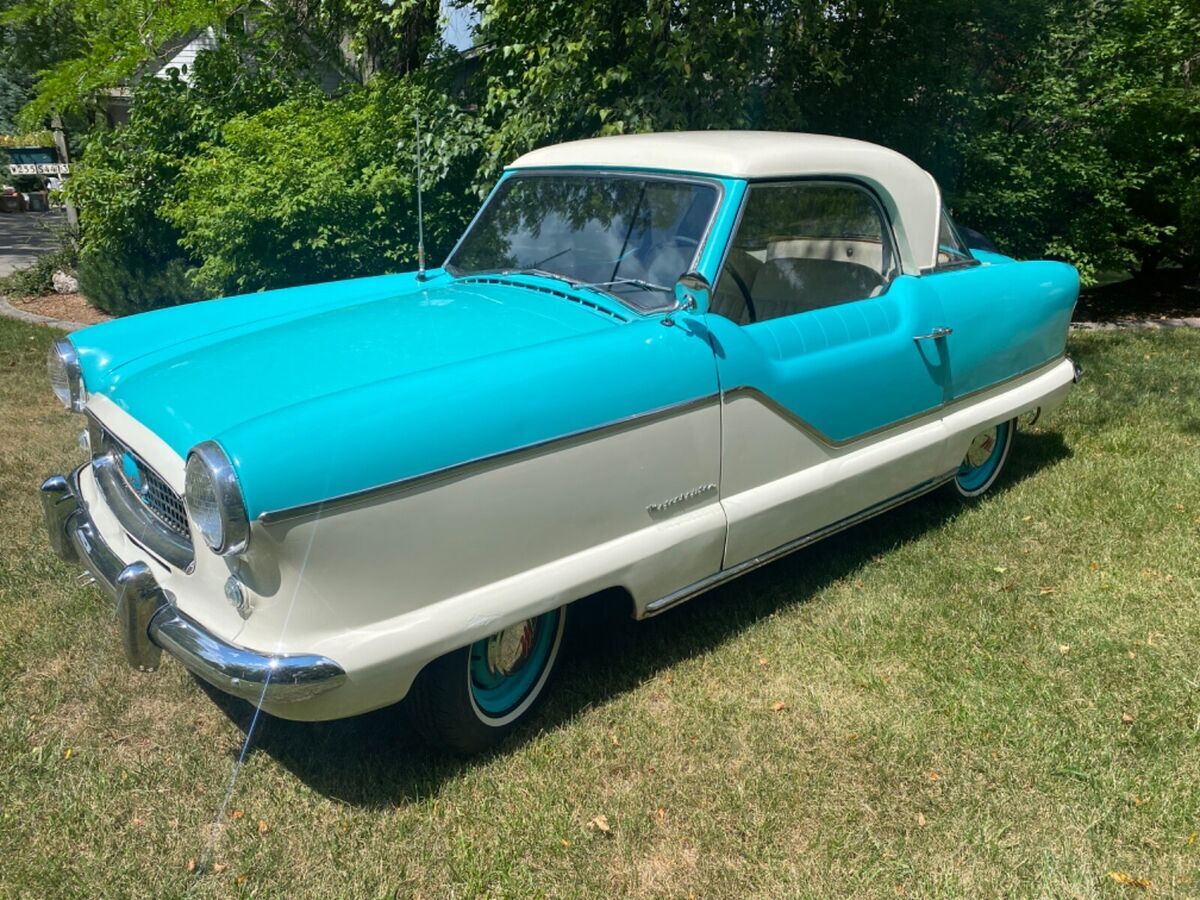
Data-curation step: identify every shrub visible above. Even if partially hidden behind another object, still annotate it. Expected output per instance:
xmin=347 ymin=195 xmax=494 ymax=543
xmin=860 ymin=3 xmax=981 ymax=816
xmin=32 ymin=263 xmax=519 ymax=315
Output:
xmin=0 ymin=232 xmax=78 ymax=299
xmin=76 ymin=251 xmax=204 ymax=316
xmin=164 ymin=78 xmax=485 ymax=296
xmin=65 ymin=39 xmax=324 ymax=310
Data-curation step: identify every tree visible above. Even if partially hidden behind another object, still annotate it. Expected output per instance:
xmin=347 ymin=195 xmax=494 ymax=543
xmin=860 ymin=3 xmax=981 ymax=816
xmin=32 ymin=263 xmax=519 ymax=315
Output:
xmin=3 ymin=0 xmax=447 ymax=128
xmin=163 ymin=77 xmax=483 ymax=295
xmin=13 ymin=0 xmax=1200 ymax=306
xmin=462 ymin=0 xmax=1200 ymax=279
xmin=461 ymin=0 xmax=842 ymax=185
xmin=2 ymin=0 xmax=243 ymax=129
xmin=67 ymin=38 xmax=325 ymax=312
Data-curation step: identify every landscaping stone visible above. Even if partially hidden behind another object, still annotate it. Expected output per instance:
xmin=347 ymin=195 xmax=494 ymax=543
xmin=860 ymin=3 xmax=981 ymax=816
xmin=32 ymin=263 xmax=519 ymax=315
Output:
xmin=52 ymin=270 xmax=79 ymax=294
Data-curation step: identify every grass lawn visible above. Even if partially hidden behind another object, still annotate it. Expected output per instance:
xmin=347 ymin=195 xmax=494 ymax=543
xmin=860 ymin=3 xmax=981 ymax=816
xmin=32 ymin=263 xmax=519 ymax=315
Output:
xmin=1 ymin=316 xmax=1198 ymax=898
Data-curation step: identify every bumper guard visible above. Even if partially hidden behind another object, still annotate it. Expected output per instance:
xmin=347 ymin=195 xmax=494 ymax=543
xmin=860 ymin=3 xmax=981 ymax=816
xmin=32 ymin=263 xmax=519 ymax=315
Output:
xmin=40 ymin=468 xmax=346 ymax=705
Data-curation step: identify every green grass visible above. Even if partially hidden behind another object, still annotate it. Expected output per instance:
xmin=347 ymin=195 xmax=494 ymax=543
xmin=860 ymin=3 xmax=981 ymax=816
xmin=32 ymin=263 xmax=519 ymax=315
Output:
xmin=1 ymin=316 xmax=1198 ymax=898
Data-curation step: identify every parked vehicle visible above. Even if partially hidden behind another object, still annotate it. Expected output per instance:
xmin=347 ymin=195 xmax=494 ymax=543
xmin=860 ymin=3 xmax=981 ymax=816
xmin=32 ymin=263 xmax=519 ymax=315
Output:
xmin=40 ymin=132 xmax=1080 ymax=752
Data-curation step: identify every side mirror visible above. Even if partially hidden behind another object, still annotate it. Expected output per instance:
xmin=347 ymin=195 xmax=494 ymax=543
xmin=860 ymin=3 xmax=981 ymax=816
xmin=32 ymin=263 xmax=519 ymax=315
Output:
xmin=664 ymin=271 xmax=711 ymax=326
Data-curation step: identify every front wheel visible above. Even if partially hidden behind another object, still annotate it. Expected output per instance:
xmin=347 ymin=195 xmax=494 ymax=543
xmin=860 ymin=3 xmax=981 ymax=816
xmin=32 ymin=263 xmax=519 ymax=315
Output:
xmin=951 ymin=419 xmax=1015 ymax=499
xmin=406 ymin=606 xmax=566 ymax=754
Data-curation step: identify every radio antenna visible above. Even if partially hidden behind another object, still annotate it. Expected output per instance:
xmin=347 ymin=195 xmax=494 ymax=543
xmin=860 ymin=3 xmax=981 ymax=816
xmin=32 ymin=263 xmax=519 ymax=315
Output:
xmin=413 ymin=113 xmax=427 ymax=281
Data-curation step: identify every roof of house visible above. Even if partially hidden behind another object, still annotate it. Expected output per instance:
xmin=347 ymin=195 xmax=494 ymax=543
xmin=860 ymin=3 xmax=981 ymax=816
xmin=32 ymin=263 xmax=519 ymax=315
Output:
xmin=508 ymin=131 xmax=944 ymax=273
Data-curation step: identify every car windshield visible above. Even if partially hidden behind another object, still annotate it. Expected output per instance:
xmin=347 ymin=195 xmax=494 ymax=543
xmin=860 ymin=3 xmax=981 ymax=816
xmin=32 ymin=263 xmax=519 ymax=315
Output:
xmin=445 ymin=172 xmax=720 ymax=312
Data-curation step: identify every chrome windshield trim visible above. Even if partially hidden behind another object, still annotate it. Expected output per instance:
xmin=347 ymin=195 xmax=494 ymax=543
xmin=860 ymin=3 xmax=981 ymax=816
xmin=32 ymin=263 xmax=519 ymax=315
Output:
xmin=444 ymin=168 xmax=726 ymax=315
xmin=258 ymin=393 xmax=721 ymax=525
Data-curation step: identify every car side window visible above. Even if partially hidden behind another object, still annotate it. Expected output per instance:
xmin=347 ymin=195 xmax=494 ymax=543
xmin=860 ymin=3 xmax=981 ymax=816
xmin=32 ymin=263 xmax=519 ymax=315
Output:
xmin=711 ymin=181 xmax=897 ymax=325
xmin=934 ymin=207 xmax=979 ymax=269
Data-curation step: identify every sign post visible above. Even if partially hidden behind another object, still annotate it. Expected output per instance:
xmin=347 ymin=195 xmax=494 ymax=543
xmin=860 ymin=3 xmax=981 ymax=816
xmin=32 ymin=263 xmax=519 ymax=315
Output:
xmin=50 ymin=114 xmax=78 ymax=226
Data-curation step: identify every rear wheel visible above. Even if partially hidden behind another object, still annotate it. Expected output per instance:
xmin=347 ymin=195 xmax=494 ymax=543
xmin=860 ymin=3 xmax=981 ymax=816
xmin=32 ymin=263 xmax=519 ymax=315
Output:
xmin=407 ymin=606 xmax=566 ymax=754
xmin=952 ymin=419 xmax=1015 ymax=498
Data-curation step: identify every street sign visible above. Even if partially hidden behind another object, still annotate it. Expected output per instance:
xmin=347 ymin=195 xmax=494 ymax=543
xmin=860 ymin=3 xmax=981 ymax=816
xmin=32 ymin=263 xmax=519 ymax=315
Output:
xmin=6 ymin=163 xmax=69 ymax=175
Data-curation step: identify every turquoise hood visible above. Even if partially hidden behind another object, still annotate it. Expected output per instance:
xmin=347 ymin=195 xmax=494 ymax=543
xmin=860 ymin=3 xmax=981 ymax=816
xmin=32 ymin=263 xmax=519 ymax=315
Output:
xmin=73 ymin=270 xmax=719 ymax=519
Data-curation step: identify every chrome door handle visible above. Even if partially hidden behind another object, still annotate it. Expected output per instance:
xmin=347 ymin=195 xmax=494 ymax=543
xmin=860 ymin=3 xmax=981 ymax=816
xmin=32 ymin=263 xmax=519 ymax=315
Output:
xmin=913 ymin=326 xmax=953 ymax=342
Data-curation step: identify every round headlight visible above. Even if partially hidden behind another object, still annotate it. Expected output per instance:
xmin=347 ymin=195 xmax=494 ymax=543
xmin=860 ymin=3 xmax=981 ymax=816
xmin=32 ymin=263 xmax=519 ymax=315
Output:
xmin=184 ymin=441 xmax=249 ymax=555
xmin=47 ymin=338 xmax=86 ymax=412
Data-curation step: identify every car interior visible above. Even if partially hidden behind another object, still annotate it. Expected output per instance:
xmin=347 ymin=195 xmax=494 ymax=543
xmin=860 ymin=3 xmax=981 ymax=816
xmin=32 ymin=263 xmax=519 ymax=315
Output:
xmin=710 ymin=236 xmax=890 ymax=325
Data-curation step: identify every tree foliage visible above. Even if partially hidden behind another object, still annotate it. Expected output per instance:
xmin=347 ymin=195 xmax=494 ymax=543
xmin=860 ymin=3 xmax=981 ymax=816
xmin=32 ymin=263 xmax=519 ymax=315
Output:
xmin=66 ymin=39 xmax=322 ymax=313
xmin=9 ymin=0 xmax=1198 ymax=308
xmin=467 ymin=0 xmax=1200 ymax=279
xmin=163 ymin=78 xmax=483 ymax=295
xmin=2 ymin=0 xmax=242 ymax=129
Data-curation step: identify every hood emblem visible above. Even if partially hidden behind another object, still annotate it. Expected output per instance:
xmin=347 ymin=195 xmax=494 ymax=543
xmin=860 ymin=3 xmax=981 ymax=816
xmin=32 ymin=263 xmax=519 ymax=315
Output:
xmin=648 ymin=483 xmax=717 ymax=514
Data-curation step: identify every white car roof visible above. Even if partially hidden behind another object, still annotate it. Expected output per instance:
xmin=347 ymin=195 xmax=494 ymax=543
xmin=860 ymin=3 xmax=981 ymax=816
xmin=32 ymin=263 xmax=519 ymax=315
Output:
xmin=509 ymin=131 xmax=944 ymax=273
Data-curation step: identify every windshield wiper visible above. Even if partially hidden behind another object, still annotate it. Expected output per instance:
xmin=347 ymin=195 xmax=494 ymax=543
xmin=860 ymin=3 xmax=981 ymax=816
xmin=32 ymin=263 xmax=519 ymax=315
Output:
xmin=504 ymin=267 xmax=589 ymax=288
xmin=578 ymin=276 xmax=673 ymax=293
xmin=459 ymin=266 xmax=584 ymax=288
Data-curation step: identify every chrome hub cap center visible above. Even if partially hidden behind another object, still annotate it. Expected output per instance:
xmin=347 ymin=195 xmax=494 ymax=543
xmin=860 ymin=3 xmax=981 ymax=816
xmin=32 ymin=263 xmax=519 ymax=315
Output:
xmin=964 ymin=431 xmax=997 ymax=468
xmin=486 ymin=619 xmax=536 ymax=676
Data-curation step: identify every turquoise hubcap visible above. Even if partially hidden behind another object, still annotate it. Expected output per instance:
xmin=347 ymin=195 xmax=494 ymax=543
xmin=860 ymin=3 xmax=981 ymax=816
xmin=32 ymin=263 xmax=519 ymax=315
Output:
xmin=956 ymin=422 xmax=1010 ymax=492
xmin=469 ymin=610 xmax=560 ymax=717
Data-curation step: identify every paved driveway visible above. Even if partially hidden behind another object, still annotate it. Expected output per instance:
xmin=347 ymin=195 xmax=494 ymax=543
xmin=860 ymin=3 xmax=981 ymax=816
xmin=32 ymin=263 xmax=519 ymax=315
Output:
xmin=0 ymin=211 xmax=66 ymax=277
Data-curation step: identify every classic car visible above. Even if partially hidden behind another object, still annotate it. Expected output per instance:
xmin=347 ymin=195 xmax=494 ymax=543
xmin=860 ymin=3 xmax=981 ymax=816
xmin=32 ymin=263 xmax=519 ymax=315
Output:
xmin=39 ymin=131 xmax=1081 ymax=753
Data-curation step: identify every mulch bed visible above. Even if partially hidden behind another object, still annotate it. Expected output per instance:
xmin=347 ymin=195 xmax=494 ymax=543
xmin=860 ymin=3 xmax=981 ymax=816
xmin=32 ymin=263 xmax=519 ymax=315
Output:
xmin=8 ymin=293 xmax=112 ymax=326
xmin=1076 ymin=270 xmax=1200 ymax=322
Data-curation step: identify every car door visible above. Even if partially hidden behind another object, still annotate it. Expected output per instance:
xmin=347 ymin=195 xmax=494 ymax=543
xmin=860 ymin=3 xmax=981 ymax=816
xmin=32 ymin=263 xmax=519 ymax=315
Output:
xmin=703 ymin=180 xmax=954 ymax=567
xmin=917 ymin=208 xmax=1079 ymax=402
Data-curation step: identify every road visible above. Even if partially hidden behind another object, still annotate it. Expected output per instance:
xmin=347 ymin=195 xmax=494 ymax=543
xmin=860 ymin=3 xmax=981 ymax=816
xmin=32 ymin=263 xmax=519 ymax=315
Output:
xmin=0 ymin=211 xmax=67 ymax=278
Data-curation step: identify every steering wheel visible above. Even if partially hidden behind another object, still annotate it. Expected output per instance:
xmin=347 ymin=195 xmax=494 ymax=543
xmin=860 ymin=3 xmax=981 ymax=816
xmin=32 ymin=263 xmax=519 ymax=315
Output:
xmin=632 ymin=234 xmax=699 ymax=265
xmin=724 ymin=267 xmax=757 ymax=323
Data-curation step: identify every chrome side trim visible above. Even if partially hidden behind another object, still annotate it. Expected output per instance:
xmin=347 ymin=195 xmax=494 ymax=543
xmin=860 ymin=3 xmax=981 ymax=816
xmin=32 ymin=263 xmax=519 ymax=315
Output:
xmin=41 ymin=466 xmax=346 ymax=704
xmin=258 ymin=355 xmax=1069 ymax=524
xmin=92 ymin=452 xmax=194 ymax=570
xmin=722 ymin=353 xmax=1069 ymax=449
xmin=644 ymin=470 xmax=958 ymax=615
xmin=257 ymin=393 xmax=722 ymax=524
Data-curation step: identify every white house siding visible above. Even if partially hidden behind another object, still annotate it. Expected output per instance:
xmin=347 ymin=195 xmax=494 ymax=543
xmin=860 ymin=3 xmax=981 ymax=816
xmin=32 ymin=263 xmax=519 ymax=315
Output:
xmin=156 ymin=28 xmax=219 ymax=85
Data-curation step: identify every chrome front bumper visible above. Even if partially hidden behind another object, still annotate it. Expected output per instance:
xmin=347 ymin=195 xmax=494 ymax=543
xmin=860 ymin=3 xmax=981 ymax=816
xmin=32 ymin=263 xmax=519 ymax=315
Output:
xmin=40 ymin=467 xmax=346 ymax=705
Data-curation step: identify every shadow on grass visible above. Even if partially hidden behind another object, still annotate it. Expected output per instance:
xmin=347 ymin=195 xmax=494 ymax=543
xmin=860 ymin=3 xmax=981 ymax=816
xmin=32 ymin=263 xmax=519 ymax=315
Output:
xmin=201 ymin=430 xmax=1071 ymax=808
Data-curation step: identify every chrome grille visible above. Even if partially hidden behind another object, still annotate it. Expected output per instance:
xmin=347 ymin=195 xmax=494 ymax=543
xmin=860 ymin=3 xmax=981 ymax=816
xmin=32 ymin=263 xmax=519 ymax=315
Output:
xmin=101 ymin=429 xmax=191 ymax=539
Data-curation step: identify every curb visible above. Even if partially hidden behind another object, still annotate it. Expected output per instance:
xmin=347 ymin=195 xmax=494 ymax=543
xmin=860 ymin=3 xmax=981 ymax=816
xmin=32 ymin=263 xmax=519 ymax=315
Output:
xmin=0 ymin=296 xmax=91 ymax=332
xmin=1072 ymin=317 xmax=1200 ymax=331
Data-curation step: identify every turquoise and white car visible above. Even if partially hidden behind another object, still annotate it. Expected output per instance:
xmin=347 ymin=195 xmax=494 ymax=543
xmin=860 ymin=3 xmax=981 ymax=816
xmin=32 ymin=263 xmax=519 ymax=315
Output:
xmin=40 ymin=132 xmax=1080 ymax=752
